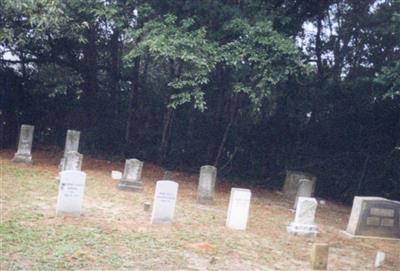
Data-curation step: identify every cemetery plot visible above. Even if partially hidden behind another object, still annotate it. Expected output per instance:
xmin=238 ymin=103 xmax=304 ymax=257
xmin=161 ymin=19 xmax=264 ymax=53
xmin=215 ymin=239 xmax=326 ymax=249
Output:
xmin=1 ymin=150 xmax=399 ymax=270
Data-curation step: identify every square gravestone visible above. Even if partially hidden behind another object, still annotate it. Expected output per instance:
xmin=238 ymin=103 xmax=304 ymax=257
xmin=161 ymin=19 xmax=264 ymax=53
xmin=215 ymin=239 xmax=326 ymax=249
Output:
xmin=287 ymin=197 xmax=319 ymax=236
xmin=59 ymin=130 xmax=81 ymax=170
xmin=56 ymin=170 xmax=86 ymax=216
xmin=344 ymin=197 xmax=400 ymax=240
xmin=12 ymin=124 xmax=34 ymax=164
xmin=197 ymin=165 xmax=217 ymax=204
xmin=282 ymin=170 xmax=317 ymax=199
xmin=226 ymin=188 xmax=252 ymax=230
xmin=151 ymin=180 xmax=179 ymax=224
xmin=118 ymin=159 xmax=144 ymax=191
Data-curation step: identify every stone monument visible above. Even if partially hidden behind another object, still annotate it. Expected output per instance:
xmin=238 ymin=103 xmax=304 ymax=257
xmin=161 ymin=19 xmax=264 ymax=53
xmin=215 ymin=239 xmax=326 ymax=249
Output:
xmin=118 ymin=159 xmax=144 ymax=191
xmin=197 ymin=165 xmax=217 ymax=204
xmin=344 ymin=196 xmax=400 ymax=240
xmin=56 ymin=170 xmax=86 ymax=216
xmin=59 ymin=130 xmax=81 ymax=170
xmin=287 ymin=197 xmax=319 ymax=236
xmin=282 ymin=170 xmax=317 ymax=199
xmin=12 ymin=124 xmax=34 ymax=164
xmin=226 ymin=188 xmax=252 ymax=230
xmin=151 ymin=180 xmax=179 ymax=224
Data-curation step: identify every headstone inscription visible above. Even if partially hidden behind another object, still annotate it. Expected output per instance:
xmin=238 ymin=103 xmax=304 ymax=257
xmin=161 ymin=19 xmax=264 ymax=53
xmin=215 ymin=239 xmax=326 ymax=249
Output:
xmin=56 ymin=170 xmax=86 ymax=216
xmin=226 ymin=188 xmax=252 ymax=230
xmin=151 ymin=180 xmax=179 ymax=224
xmin=12 ymin=124 xmax=34 ymax=164
xmin=197 ymin=165 xmax=217 ymax=204
xmin=287 ymin=197 xmax=319 ymax=236
xmin=118 ymin=159 xmax=144 ymax=191
xmin=345 ymin=196 xmax=400 ymax=239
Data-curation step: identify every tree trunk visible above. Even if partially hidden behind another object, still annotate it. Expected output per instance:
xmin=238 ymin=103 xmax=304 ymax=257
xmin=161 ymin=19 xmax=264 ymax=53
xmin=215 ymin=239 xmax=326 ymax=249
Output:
xmin=124 ymin=56 xmax=140 ymax=146
xmin=214 ymin=93 xmax=238 ymax=167
xmin=110 ymin=29 xmax=121 ymax=119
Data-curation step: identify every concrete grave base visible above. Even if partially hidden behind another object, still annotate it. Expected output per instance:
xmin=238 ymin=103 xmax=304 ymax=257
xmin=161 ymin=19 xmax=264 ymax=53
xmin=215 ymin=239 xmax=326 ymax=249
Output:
xmin=118 ymin=181 xmax=143 ymax=192
xmin=339 ymin=230 xmax=400 ymax=241
xmin=12 ymin=154 xmax=32 ymax=164
xmin=287 ymin=223 xmax=319 ymax=237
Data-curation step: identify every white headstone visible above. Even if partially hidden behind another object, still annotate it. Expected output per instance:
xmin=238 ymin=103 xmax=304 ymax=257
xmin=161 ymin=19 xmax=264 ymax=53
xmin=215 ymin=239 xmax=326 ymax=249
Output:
xmin=374 ymin=251 xmax=385 ymax=268
xmin=56 ymin=170 xmax=86 ymax=216
xmin=293 ymin=179 xmax=314 ymax=209
xmin=151 ymin=180 xmax=178 ymax=224
xmin=111 ymin=170 xmax=122 ymax=180
xmin=118 ymin=158 xmax=144 ymax=191
xmin=226 ymin=188 xmax=252 ymax=230
xmin=12 ymin=124 xmax=34 ymax=164
xmin=287 ymin=197 xmax=319 ymax=236
xmin=197 ymin=165 xmax=217 ymax=204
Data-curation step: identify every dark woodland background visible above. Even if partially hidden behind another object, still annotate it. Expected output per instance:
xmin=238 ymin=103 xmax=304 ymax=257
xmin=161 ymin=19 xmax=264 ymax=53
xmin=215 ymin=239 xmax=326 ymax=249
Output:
xmin=1 ymin=0 xmax=399 ymax=202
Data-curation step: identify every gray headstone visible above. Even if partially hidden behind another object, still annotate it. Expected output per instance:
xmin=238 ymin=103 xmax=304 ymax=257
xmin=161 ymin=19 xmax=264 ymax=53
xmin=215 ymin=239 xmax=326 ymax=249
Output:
xmin=294 ymin=179 xmax=314 ymax=209
xmin=59 ymin=130 xmax=81 ymax=170
xmin=12 ymin=124 xmax=34 ymax=164
xmin=151 ymin=180 xmax=178 ymax=224
xmin=287 ymin=197 xmax=319 ymax=236
xmin=282 ymin=170 xmax=317 ymax=199
xmin=63 ymin=130 xmax=80 ymax=156
xmin=62 ymin=151 xmax=83 ymax=171
xmin=226 ymin=188 xmax=252 ymax=230
xmin=345 ymin=197 xmax=400 ymax=239
xmin=118 ymin=158 xmax=144 ymax=191
xmin=197 ymin=165 xmax=217 ymax=204
xmin=56 ymin=170 xmax=86 ymax=216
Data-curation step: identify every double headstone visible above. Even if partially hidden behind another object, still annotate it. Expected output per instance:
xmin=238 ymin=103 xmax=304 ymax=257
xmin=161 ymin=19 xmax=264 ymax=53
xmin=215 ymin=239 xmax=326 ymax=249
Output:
xmin=287 ymin=197 xmax=319 ymax=236
xmin=12 ymin=124 xmax=34 ymax=164
xmin=56 ymin=170 xmax=86 ymax=216
xmin=226 ymin=188 xmax=252 ymax=230
xmin=197 ymin=165 xmax=217 ymax=204
xmin=282 ymin=170 xmax=317 ymax=199
xmin=59 ymin=130 xmax=81 ymax=170
xmin=118 ymin=159 xmax=144 ymax=191
xmin=151 ymin=180 xmax=179 ymax=224
xmin=345 ymin=197 xmax=400 ymax=239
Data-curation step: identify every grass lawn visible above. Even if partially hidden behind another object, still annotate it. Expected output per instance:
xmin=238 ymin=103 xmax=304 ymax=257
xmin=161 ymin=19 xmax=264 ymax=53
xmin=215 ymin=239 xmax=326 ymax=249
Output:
xmin=1 ymin=149 xmax=399 ymax=270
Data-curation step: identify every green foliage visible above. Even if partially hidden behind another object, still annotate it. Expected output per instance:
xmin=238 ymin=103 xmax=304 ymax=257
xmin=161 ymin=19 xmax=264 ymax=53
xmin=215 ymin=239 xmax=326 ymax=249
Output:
xmin=221 ymin=18 xmax=306 ymax=111
xmin=125 ymin=14 xmax=218 ymax=111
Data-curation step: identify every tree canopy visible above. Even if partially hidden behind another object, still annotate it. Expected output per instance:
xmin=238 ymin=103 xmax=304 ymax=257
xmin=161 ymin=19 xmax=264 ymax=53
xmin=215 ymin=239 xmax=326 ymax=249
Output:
xmin=1 ymin=0 xmax=399 ymax=202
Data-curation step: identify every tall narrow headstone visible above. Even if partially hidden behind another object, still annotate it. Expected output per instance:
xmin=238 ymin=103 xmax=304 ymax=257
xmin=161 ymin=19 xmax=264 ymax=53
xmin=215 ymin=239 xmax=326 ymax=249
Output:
xmin=197 ymin=165 xmax=217 ymax=204
xmin=374 ymin=251 xmax=385 ymax=268
xmin=62 ymin=151 xmax=83 ymax=171
xmin=287 ymin=197 xmax=319 ymax=236
xmin=282 ymin=170 xmax=317 ymax=199
xmin=226 ymin=188 xmax=252 ymax=230
xmin=12 ymin=124 xmax=34 ymax=164
xmin=59 ymin=130 xmax=81 ymax=170
xmin=294 ymin=179 xmax=314 ymax=209
xmin=56 ymin=170 xmax=86 ymax=216
xmin=151 ymin=180 xmax=178 ymax=224
xmin=118 ymin=159 xmax=144 ymax=191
